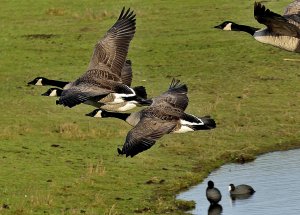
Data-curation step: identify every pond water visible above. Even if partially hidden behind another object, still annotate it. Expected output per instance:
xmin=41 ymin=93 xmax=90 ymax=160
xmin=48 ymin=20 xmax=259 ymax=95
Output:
xmin=177 ymin=149 xmax=300 ymax=215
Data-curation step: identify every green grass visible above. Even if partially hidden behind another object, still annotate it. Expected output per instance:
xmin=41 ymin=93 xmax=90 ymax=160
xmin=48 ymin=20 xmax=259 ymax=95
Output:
xmin=1 ymin=0 xmax=299 ymax=214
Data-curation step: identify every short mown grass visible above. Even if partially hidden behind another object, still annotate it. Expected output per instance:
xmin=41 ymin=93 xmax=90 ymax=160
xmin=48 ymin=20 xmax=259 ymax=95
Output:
xmin=0 ymin=0 xmax=299 ymax=214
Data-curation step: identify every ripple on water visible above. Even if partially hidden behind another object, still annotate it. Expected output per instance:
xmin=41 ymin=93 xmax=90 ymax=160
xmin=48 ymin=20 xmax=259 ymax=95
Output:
xmin=177 ymin=149 xmax=300 ymax=215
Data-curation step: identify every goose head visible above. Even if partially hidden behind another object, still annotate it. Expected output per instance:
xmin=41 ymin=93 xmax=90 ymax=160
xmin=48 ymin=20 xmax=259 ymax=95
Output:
xmin=27 ymin=77 xmax=48 ymax=86
xmin=41 ymin=88 xmax=62 ymax=97
xmin=86 ymin=109 xmax=109 ymax=118
xmin=214 ymin=21 xmax=236 ymax=31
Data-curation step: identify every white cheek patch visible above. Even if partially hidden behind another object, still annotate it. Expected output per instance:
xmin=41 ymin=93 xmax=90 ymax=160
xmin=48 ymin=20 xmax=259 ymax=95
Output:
xmin=35 ymin=79 xmax=43 ymax=86
xmin=223 ymin=23 xmax=232 ymax=31
xmin=94 ymin=111 xmax=102 ymax=118
xmin=49 ymin=90 xmax=57 ymax=97
xmin=228 ymin=186 xmax=232 ymax=191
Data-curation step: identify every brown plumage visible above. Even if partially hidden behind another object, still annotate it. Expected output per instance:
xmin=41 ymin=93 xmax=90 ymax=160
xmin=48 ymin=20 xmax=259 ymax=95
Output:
xmin=57 ymin=8 xmax=137 ymax=108
xmin=114 ymin=79 xmax=216 ymax=157
xmin=254 ymin=1 xmax=300 ymax=38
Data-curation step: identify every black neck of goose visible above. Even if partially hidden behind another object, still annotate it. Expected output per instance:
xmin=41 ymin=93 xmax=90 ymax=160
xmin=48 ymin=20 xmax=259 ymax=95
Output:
xmin=56 ymin=89 xmax=63 ymax=96
xmin=44 ymin=79 xmax=69 ymax=88
xmin=233 ymin=24 xmax=258 ymax=36
xmin=104 ymin=112 xmax=131 ymax=121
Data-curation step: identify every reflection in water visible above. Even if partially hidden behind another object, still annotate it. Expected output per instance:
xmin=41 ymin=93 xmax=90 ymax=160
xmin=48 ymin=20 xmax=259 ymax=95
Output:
xmin=177 ymin=149 xmax=300 ymax=215
xmin=208 ymin=204 xmax=223 ymax=215
xmin=230 ymin=193 xmax=254 ymax=203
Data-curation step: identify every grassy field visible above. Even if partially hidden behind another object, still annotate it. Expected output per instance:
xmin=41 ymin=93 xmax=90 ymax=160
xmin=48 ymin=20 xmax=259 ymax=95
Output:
xmin=0 ymin=0 xmax=299 ymax=214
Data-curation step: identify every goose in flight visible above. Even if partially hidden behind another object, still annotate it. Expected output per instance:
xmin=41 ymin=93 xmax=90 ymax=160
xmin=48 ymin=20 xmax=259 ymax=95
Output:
xmin=55 ymin=7 xmax=140 ymax=108
xmin=35 ymin=60 xmax=148 ymax=111
xmin=214 ymin=1 xmax=300 ymax=52
xmin=87 ymin=79 xmax=216 ymax=157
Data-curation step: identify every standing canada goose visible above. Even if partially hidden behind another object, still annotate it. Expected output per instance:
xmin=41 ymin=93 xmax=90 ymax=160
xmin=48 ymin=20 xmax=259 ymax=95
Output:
xmin=56 ymin=8 xmax=139 ymax=108
xmin=86 ymin=79 xmax=216 ymax=157
xmin=206 ymin=180 xmax=222 ymax=205
xmin=214 ymin=1 xmax=300 ymax=52
xmin=229 ymin=183 xmax=255 ymax=195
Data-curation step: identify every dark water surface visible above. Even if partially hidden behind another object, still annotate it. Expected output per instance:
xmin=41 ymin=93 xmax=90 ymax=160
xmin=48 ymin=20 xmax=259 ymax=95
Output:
xmin=177 ymin=149 xmax=300 ymax=215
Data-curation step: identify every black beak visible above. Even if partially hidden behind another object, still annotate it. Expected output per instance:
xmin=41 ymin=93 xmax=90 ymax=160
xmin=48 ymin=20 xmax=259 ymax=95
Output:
xmin=85 ymin=111 xmax=94 ymax=117
xmin=214 ymin=25 xmax=222 ymax=29
xmin=41 ymin=92 xmax=48 ymax=96
xmin=27 ymin=80 xmax=35 ymax=85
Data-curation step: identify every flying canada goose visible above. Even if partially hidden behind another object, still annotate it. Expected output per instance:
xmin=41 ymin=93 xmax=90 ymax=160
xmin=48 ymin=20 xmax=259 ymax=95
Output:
xmin=206 ymin=180 xmax=222 ymax=205
xmin=229 ymin=183 xmax=255 ymax=195
xmin=86 ymin=79 xmax=216 ymax=157
xmin=32 ymin=59 xmax=148 ymax=111
xmin=86 ymin=108 xmax=215 ymax=131
xmin=27 ymin=59 xmax=134 ymax=88
xmin=43 ymin=87 xmax=149 ymax=111
xmin=29 ymin=59 xmax=148 ymax=110
xmin=55 ymin=8 xmax=140 ymax=108
xmin=214 ymin=1 xmax=300 ymax=52
xmin=39 ymin=61 xmax=148 ymax=111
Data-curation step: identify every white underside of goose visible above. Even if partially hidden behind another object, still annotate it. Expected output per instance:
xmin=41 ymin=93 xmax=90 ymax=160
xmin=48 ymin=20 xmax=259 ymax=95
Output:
xmin=180 ymin=118 xmax=204 ymax=126
xmin=108 ymin=91 xmax=136 ymax=104
xmin=173 ymin=125 xmax=194 ymax=133
xmin=173 ymin=117 xmax=205 ymax=133
xmin=116 ymin=102 xmax=137 ymax=111
xmin=254 ymin=28 xmax=300 ymax=52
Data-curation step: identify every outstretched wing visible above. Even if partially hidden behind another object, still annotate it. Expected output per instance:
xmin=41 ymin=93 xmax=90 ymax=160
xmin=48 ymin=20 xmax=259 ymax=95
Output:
xmin=118 ymin=117 xmax=177 ymax=157
xmin=121 ymin=59 xmax=133 ymax=86
xmin=254 ymin=2 xmax=300 ymax=37
xmin=57 ymin=82 xmax=112 ymax=108
xmin=87 ymin=7 xmax=136 ymax=78
xmin=151 ymin=79 xmax=189 ymax=111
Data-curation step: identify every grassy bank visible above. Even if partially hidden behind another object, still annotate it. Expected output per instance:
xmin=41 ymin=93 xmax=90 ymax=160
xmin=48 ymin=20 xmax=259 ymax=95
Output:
xmin=0 ymin=0 xmax=299 ymax=214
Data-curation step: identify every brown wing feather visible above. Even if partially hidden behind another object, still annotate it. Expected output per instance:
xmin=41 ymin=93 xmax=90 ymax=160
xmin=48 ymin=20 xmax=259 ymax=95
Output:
xmin=121 ymin=59 xmax=133 ymax=86
xmin=119 ymin=117 xmax=177 ymax=157
xmin=58 ymin=82 xmax=113 ymax=108
xmin=151 ymin=79 xmax=189 ymax=111
xmin=87 ymin=8 xmax=136 ymax=78
xmin=254 ymin=2 xmax=300 ymax=37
